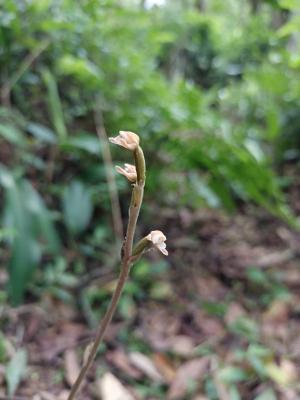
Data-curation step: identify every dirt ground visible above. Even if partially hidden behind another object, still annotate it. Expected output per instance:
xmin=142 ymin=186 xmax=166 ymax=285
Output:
xmin=1 ymin=184 xmax=300 ymax=399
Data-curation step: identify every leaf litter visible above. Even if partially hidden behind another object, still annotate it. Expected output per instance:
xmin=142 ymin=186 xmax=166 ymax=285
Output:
xmin=2 ymin=203 xmax=300 ymax=399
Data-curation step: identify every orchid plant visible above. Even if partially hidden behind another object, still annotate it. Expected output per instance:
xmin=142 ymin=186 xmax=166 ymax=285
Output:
xmin=68 ymin=131 xmax=168 ymax=399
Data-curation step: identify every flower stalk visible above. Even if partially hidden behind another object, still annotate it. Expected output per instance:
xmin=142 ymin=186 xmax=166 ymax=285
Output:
xmin=67 ymin=131 xmax=167 ymax=399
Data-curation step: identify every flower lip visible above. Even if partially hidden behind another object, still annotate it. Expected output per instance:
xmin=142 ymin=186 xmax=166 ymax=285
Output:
xmin=146 ymin=230 xmax=168 ymax=256
xmin=115 ymin=163 xmax=137 ymax=183
xmin=109 ymin=131 xmax=140 ymax=151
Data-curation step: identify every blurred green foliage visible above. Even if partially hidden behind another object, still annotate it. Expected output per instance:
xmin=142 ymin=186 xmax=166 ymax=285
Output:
xmin=0 ymin=0 xmax=300 ymax=302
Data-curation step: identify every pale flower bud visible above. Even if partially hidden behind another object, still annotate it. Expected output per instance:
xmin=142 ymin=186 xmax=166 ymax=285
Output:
xmin=109 ymin=131 xmax=140 ymax=151
xmin=115 ymin=163 xmax=137 ymax=183
xmin=146 ymin=230 xmax=168 ymax=256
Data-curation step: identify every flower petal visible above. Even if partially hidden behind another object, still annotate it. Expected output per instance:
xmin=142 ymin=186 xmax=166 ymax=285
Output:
xmin=146 ymin=230 xmax=168 ymax=256
xmin=115 ymin=164 xmax=137 ymax=182
xmin=109 ymin=131 xmax=140 ymax=151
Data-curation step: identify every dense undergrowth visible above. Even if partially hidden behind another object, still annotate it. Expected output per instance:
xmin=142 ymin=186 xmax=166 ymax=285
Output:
xmin=0 ymin=1 xmax=300 ymax=398
xmin=1 ymin=0 xmax=299 ymax=303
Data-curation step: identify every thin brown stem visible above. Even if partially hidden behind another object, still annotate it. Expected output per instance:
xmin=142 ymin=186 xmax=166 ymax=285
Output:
xmin=67 ymin=258 xmax=131 ymax=400
xmin=123 ymin=183 xmax=144 ymax=259
xmin=67 ymin=143 xmax=145 ymax=400
xmin=123 ymin=146 xmax=145 ymax=258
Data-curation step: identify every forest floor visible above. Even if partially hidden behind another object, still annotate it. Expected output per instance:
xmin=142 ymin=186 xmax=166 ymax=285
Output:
xmin=1 ymin=170 xmax=300 ymax=400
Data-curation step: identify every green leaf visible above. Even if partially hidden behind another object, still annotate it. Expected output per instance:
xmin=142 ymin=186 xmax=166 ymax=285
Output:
xmin=200 ymin=301 xmax=227 ymax=317
xmin=218 ymin=366 xmax=248 ymax=384
xmin=0 ymin=124 xmax=25 ymax=146
xmin=21 ymin=180 xmax=60 ymax=254
xmin=27 ymin=122 xmax=57 ymax=144
xmin=0 ymin=331 xmax=7 ymax=363
xmin=246 ymin=268 xmax=269 ymax=285
xmin=278 ymin=0 xmax=299 ymax=9
xmin=61 ymin=134 xmax=101 ymax=155
xmin=246 ymin=345 xmax=273 ymax=377
xmin=0 ymin=168 xmax=38 ymax=303
xmin=254 ymin=388 xmax=277 ymax=400
xmin=58 ymin=55 xmax=102 ymax=86
xmin=42 ymin=68 xmax=67 ymax=141
xmin=189 ymin=172 xmax=220 ymax=208
xmin=6 ymin=349 xmax=27 ymax=396
xmin=229 ymin=385 xmax=242 ymax=400
xmin=0 ymin=166 xmax=59 ymax=304
xmin=62 ymin=181 xmax=93 ymax=235
xmin=229 ymin=317 xmax=259 ymax=341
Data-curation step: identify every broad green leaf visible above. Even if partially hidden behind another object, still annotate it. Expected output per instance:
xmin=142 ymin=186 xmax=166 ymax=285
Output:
xmin=218 ymin=366 xmax=248 ymax=384
xmin=0 ymin=124 xmax=25 ymax=146
xmin=61 ymin=134 xmax=101 ymax=155
xmin=58 ymin=55 xmax=102 ymax=86
xmin=0 ymin=166 xmax=59 ymax=304
xmin=228 ymin=385 xmax=242 ymax=400
xmin=189 ymin=172 xmax=220 ymax=208
xmin=27 ymin=122 xmax=57 ymax=144
xmin=42 ymin=68 xmax=67 ymax=141
xmin=229 ymin=316 xmax=259 ymax=341
xmin=21 ymin=181 xmax=60 ymax=254
xmin=0 ymin=331 xmax=7 ymax=363
xmin=278 ymin=0 xmax=300 ymax=9
xmin=254 ymin=388 xmax=277 ymax=400
xmin=277 ymin=17 xmax=300 ymax=37
xmin=62 ymin=181 xmax=93 ymax=235
xmin=6 ymin=349 xmax=27 ymax=396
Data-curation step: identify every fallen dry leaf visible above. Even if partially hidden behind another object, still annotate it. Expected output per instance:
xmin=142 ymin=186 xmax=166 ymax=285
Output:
xmin=40 ymin=390 xmax=70 ymax=400
xmin=97 ymin=372 xmax=134 ymax=400
xmin=289 ymin=336 xmax=300 ymax=358
xmin=57 ymin=390 xmax=70 ymax=400
xmin=195 ymin=276 xmax=227 ymax=302
xmin=193 ymin=309 xmax=225 ymax=338
xmin=225 ymin=302 xmax=246 ymax=326
xmin=251 ymin=249 xmax=293 ymax=268
xmin=263 ymin=299 xmax=290 ymax=324
xmin=141 ymin=308 xmax=180 ymax=338
xmin=64 ymin=349 xmax=80 ymax=387
xmin=38 ymin=322 xmax=86 ymax=362
xmin=106 ymin=349 xmax=142 ymax=379
xmin=168 ymin=335 xmax=195 ymax=356
xmin=278 ymin=387 xmax=300 ymax=400
xmin=43 ymin=295 xmax=78 ymax=321
xmin=262 ymin=299 xmax=291 ymax=341
xmin=129 ymin=352 xmax=164 ymax=383
xmin=40 ymin=391 xmax=56 ymax=400
xmin=167 ymin=357 xmax=210 ymax=400
xmin=25 ymin=312 xmax=42 ymax=340
xmin=213 ymin=368 xmax=231 ymax=400
xmin=266 ymin=358 xmax=298 ymax=386
xmin=152 ymin=353 xmax=176 ymax=383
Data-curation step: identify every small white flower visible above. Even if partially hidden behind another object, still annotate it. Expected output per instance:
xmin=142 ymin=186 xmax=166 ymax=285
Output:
xmin=109 ymin=131 xmax=140 ymax=151
xmin=115 ymin=163 xmax=137 ymax=183
xmin=146 ymin=230 xmax=168 ymax=256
